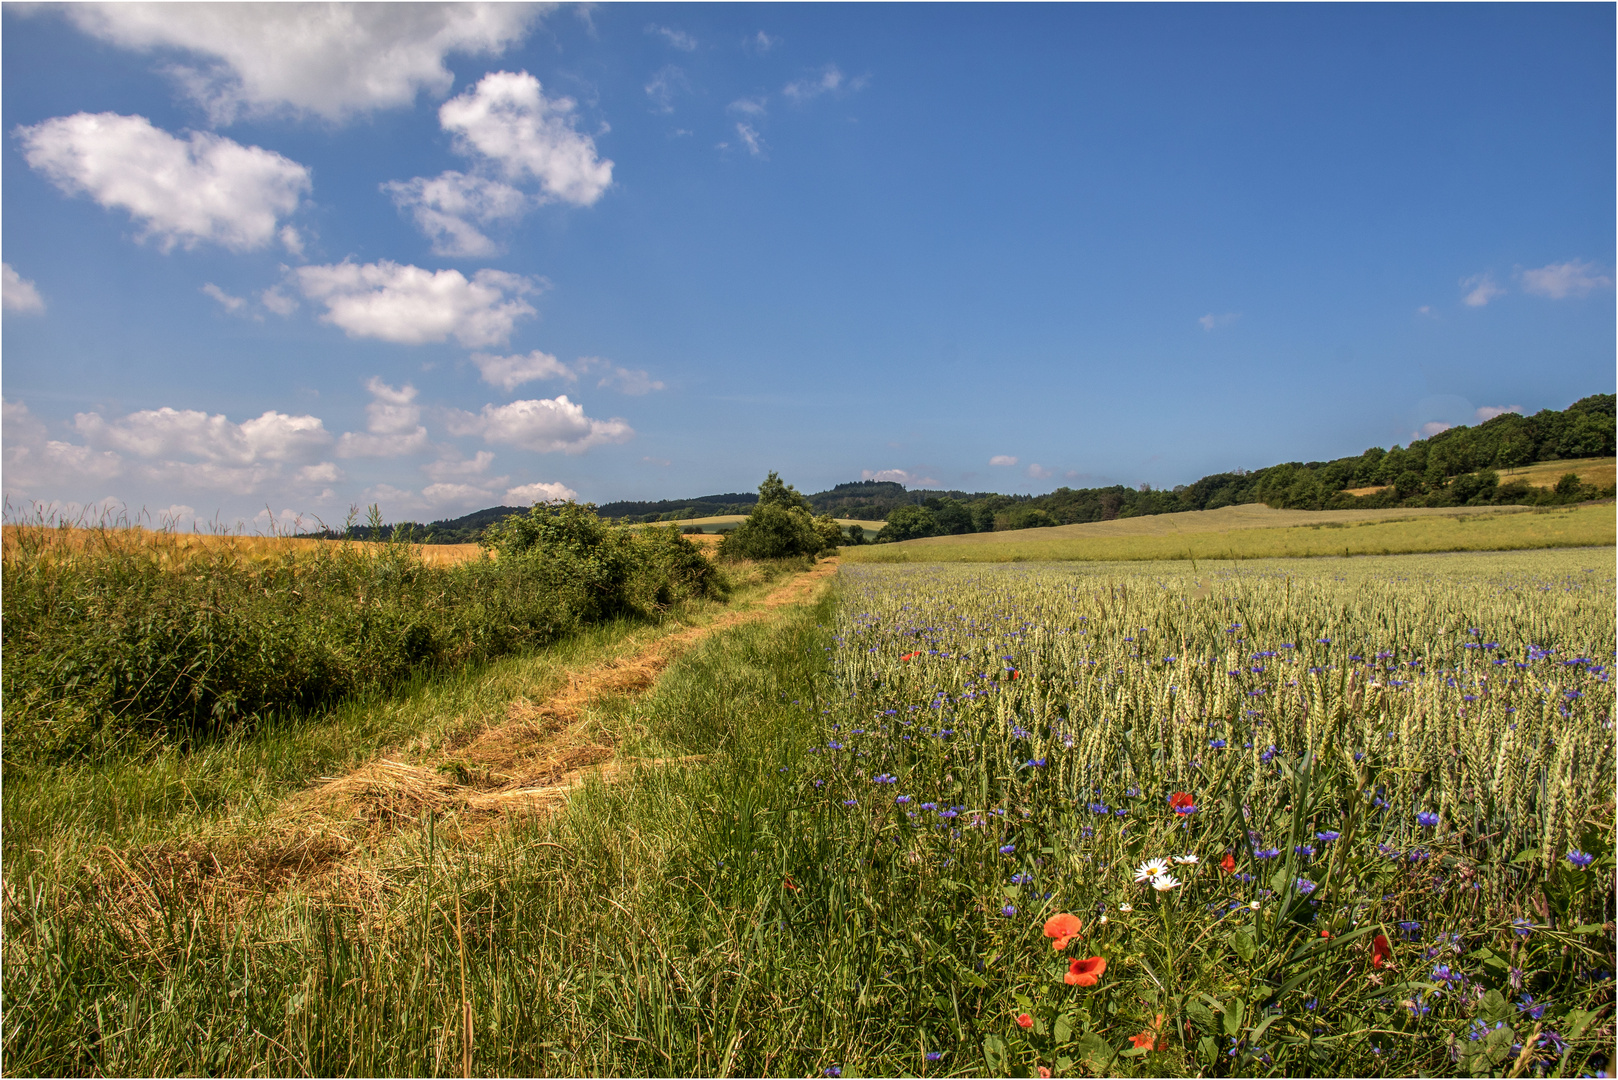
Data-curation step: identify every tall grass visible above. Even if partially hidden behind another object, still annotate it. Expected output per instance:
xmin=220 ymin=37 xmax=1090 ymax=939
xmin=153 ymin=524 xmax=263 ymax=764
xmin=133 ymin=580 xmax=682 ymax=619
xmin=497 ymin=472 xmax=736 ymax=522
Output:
xmin=2 ymin=550 xmax=1611 ymax=1076
xmin=2 ymin=513 xmax=723 ymax=761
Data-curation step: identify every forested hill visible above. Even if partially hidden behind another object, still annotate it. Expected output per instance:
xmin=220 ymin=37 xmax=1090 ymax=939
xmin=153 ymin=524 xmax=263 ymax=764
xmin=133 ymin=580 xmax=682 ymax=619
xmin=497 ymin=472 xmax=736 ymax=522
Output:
xmin=318 ymin=392 xmax=1613 ymax=542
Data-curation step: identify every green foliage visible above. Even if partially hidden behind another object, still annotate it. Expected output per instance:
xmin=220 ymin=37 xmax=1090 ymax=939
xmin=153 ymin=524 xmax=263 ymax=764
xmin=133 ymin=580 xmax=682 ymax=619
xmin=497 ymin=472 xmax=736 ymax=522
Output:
xmin=717 ymin=473 xmax=830 ymax=560
xmin=878 ymin=504 xmax=939 ymax=542
xmin=3 ymin=507 xmax=722 ymax=760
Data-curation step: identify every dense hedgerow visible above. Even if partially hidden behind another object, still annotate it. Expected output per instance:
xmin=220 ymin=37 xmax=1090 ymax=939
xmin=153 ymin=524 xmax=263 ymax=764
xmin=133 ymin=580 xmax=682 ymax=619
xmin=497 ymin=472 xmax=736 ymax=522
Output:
xmin=1 ymin=504 xmax=723 ymax=760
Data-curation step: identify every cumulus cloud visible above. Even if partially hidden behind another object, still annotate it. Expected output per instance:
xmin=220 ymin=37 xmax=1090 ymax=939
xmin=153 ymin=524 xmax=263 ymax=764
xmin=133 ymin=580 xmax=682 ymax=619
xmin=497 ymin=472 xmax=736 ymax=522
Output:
xmin=506 ymin=479 xmax=577 ymax=504
xmin=471 ymin=349 xmax=574 ymax=392
xmin=423 ymin=450 xmax=496 ymax=482
xmin=1520 ymin=259 xmax=1613 ymax=300
xmin=294 ymin=260 xmax=538 ymax=347
xmin=383 ymin=171 xmax=528 ymax=257
xmin=260 ymin=285 xmax=299 ymax=316
xmin=860 ymin=468 xmax=936 ymax=487
xmin=201 ymin=282 xmax=248 ymax=313
xmin=439 ymin=71 xmax=613 ymax=206
xmin=279 ymin=224 xmax=305 ymax=257
xmin=784 ymin=63 xmax=854 ymax=102
xmin=337 ymin=377 xmax=430 ymax=458
xmin=1026 ymin=464 xmax=1054 ymax=480
xmin=63 ymin=2 xmax=540 ymax=123
xmin=3 ymin=264 xmax=45 ymax=314
xmin=645 ymin=66 xmax=690 ymax=114
xmin=1198 ymin=312 xmax=1240 ymax=331
xmin=1475 ymin=404 xmax=1523 ymax=423
xmin=989 ymin=455 xmax=1019 ymax=467
xmin=76 ymin=405 xmax=332 ymax=464
xmin=2 ymin=399 xmax=123 ymax=495
xmin=446 ymin=395 xmax=633 ymax=454
xmin=646 ymin=24 xmax=696 ymax=51
xmin=1460 ymin=273 xmax=1504 ymax=308
xmin=1415 ymin=421 xmax=1453 ymax=439
xmin=16 ymin=113 xmax=311 ymax=252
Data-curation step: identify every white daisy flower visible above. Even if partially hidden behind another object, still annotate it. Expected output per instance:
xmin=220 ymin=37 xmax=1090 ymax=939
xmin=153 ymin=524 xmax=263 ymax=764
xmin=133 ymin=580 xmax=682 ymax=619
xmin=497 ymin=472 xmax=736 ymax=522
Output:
xmin=1118 ymin=903 xmax=1133 ymax=913
xmin=1173 ymin=854 xmax=1199 ymax=865
xmin=1134 ymin=858 xmax=1170 ymax=883
xmin=1151 ymin=873 xmax=1181 ymax=892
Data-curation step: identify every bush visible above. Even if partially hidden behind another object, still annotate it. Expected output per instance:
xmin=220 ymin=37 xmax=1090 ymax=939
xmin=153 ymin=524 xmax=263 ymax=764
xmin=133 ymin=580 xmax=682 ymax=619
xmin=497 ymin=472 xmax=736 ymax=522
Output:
xmin=3 ymin=506 xmax=723 ymax=760
xmin=877 ymin=504 xmax=938 ymax=542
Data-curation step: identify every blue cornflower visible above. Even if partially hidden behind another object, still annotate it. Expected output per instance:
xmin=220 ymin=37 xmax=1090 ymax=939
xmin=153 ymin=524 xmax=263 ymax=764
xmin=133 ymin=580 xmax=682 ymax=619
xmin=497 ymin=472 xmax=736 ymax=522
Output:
xmin=1431 ymin=963 xmax=1457 ymax=983
xmin=896 ymin=795 xmax=912 ymax=805
xmin=1511 ymin=919 xmax=1534 ymax=938
xmin=1254 ymin=847 xmax=1281 ymax=860
xmin=920 ymin=802 xmax=938 ymax=810
xmin=842 ymin=799 xmax=857 ymax=807
xmin=1260 ymin=746 xmax=1279 ymax=763
xmin=1316 ymin=831 xmax=1340 ymax=842
xmin=925 ymin=1052 xmax=943 ymax=1062
xmin=938 ymin=808 xmax=958 ymax=819
xmin=1087 ymin=802 xmax=1109 ymax=814
xmin=1010 ymin=872 xmax=1033 ymax=885
xmin=1210 ymin=739 xmax=1227 ymax=749
xmin=1398 ymin=920 xmax=1422 ymax=938
xmin=1566 ymin=850 xmax=1595 ymax=869
xmin=825 ymin=1068 xmax=842 ymax=1077
xmin=1294 ymin=844 xmax=1316 ymax=857
xmin=1295 ymin=878 xmax=1317 ymax=895
xmin=1517 ymin=994 xmax=1545 ymax=1020
xmin=999 ymin=844 xmax=1016 ymax=855
xmin=1417 ymin=811 xmax=1440 ymax=828
xmin=1001 ymin=904 xmax=1016 ymax=917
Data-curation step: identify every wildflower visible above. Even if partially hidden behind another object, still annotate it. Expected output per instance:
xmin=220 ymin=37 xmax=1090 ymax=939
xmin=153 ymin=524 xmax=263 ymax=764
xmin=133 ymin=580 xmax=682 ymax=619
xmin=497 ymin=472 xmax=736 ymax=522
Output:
xmin=925 ymin=1052 xmax=943 ymax=1062
xmin=1066 ymin=956 xmax=1106 ymax=987
xmin=1173 ymin=854 xmax=1199 ymax=865
xmin=1151 ymin=873 xmax=1181 ymax=892
xmin=1517 ymin=993 xmax=1545 ymax=1020
xmin=1219 ymin=851 xmax=1236 ymax=874
xmin=1566 ymin=850 xmax=1595 ymax=869
xmin=1134 ymin=858 xmax=1170 ymax=883
xmin=783 ymin=875 xmax=800 ymax=892
xmin=1247 ymin=901 xmax=1260 ymax=910
xmin=1512 ymin=919 xmax=1534 ymax=937
xmin=1169 ymin=791 xmax=1196 ymax=814
xmin=1254 ymin=847 xmax=1281 ymax=860
xmin=825 ymin=1069 xmax=842 ymax=1077
xmin=1129 ymin=1014 xmax=1167 ymax=1051
xmin=1038 ymin=1068 xmax=1051 ymax=1079
xmin=1295 ymin=878 xmax=1317 ymax=895
xmin=842 ymin=799 xmax=857 ymax=807
xmin=1016 ymin=1013 xmax=1034 ymax=1029
xmin=1371 ymin=934 xmax=1392 ymax=968
xmin=896 ymin=795 xmax=912 ymax=804
xmin=900 ymin=651 xmax=921 ymax=661
xmin=1316 ymin=831 xmax=1340 ymax=842
xmin=1416 ymin=811 xmax=1440 ymax=828
xmin=1117 ymin=903 xmax=1133 ymax=913
xmin=1001 ymin=904 xmax=1017 ymax=917
xmin=1043 ymin=913 xmax=1083 ymax=950
xmin=999 ymin=843 xmax=1016 ymax=855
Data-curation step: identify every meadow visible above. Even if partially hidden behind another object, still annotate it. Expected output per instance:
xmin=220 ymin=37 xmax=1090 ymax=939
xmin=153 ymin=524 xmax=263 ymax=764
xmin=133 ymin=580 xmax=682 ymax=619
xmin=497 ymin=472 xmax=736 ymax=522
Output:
xmin=3 ymin=545 xmax=1611 ymax=1076
xmin=843 ymin=503 xmax=1615 ymax=564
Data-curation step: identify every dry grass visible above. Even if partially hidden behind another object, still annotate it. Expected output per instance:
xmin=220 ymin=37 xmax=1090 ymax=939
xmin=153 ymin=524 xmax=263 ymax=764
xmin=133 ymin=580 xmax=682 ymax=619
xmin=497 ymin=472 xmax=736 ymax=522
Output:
xmin=842 ymin=503 xmax=1614 ymax=563
xmin=0 ymin=524 xmax=487 ymax=565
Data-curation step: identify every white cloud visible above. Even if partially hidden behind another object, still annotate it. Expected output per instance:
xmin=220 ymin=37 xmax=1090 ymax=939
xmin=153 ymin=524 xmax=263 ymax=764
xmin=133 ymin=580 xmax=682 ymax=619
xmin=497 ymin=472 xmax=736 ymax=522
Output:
xmin=989 ymin=455 xmax=1019 ymax=467
xmin=420 ymin=482 xmax=498 ymax=507
xmin=735 ymin=122 xmax=765 ymax=157
xmin=16 ymin=113 xmax=309 ymax=252
xmin=1460 ymin=273 xmax=1504 ymax=308
xmin=3 ymin=264 xmax=45 ymax=314
xmin=645 ymin=66 xmax=690 ymax=114
xmin=1475 ymin=405 xmax=1523 ymax=423
xmin=646 ymin=24 xmax=696 ymax=51
xmin=279 ymin=224 xmax=305 ymax=257
xmin=76 ymin=405 xmax=332 ymax=464
xmin=506 ymin=479 xmax=577 ymax=504
xmin=744 ymin=31 xmax=780 ymax=54
xmin=446 ymin=396 xmax=633 ymax=454
xmin=2 ymin=400 xmax=124 ymax=495
xmin=860 ymin=468 xmax=936 ymax=487
xmin=64 ymin=2 xmax=541 ymax=123
xmin=1520 ymin=259 xmax=1613 ymax=300
xmin=727 ymin=96 xmax=767 ymax=117
xmin=424 ymin=450 xmax=496 ymax=482
xmin=472 ymin=349 xmax=575 ymax=392
xmin=1416 ymin=305 xmax=1434 ymax=317
xmin=337 ymin=377 xmax=429 ymax=458
xmin=1198 ymin=312 xmax=1240 ymax=331
xmin=784 ymin=63 xmax=849 ymax=102
xmin=383 ymin=170 xmax=528 ymax=257
xmin=201 ymin=282 xmax=247 ymax=313
xmin=297 ymin=461 xmax=344 ymax=484
xmin=1026 ymin=464 xmax=1054 ymax=480
xmin=586 ymin=361 xmax=665 ymax=396
xmin=1415 ymin=421 xmax=1453 ymax=439
xmin=155 ymin=504 xmax=199 ymax=529
xmin=294 ymin=260 xmax=538 ymax=347
xmin=439 ymin=71 xmax=613 ymax=206
xmin=260 ymin=286 xmax=299 ymax=316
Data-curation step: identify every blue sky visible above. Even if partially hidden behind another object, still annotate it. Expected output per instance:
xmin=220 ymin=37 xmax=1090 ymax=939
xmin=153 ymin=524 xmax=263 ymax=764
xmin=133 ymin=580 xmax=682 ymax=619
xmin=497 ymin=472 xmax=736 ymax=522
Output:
xmin=3 ymin=3 xmax=1612 ymax=529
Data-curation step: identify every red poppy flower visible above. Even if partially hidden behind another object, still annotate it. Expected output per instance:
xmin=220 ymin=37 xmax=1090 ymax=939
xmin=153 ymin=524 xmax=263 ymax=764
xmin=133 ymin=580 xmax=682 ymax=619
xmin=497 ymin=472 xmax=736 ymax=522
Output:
xmin=900 ymin=651 xmax=922 ymax=661
xmin=1043 ymin=913 xmax=1083 ymax=950
xmin=1038 ymin=1068 xmax=1051 ymax=1079
xmin=1169 ymin=791 xmax=1195 ymax=813
xmin=1320 ymin=930 xmax=1331 ymax=939
xmin=1371 ymin=933 xmax=1391 ymax=969
xmin=1129 ymin=1031 xmax=1158 ymax=1051
xmin=1219 ymin=851 xmax=1236 ymax=874
xmin=1009 ymin=669 xmax=1021 ymax=679
xmin=1065 ymin=956 xmax=1106 ymax=987
xmin=783 ymin=875 xmax=799 ymax=892
xmin=1016 ymin=1013 xmax=1034 ymax=1029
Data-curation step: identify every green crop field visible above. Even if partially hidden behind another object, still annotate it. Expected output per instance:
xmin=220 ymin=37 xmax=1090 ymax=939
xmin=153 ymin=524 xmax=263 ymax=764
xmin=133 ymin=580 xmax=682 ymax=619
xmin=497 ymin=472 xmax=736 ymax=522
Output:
xmin=843 ymin=503 xmax=1615 ymax=564
xmin=4 ymin=545 xmax=1612 ymax=1077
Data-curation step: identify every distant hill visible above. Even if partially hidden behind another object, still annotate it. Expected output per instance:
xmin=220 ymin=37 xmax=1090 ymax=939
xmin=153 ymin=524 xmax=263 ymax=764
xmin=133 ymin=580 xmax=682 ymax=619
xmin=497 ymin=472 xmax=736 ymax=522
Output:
xmin=306 ymin=392 xmax=1614 ymax=544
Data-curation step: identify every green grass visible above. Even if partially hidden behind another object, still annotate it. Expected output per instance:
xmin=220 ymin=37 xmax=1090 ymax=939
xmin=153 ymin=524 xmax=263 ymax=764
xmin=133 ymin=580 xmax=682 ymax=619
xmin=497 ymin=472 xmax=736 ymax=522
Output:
xmin=4 ymin=550 xmax=1612 ymax=1077
xmin=843 ymin=503 xmax=1615 ymax=564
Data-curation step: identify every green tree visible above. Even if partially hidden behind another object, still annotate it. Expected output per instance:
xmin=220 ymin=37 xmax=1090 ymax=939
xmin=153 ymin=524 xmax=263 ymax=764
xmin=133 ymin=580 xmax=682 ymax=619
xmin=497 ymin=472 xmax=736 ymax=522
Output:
xmin=717 ymin=473 xmax=827 ymax=559
xmin=877 ymin=505 xmax=939 ymax=542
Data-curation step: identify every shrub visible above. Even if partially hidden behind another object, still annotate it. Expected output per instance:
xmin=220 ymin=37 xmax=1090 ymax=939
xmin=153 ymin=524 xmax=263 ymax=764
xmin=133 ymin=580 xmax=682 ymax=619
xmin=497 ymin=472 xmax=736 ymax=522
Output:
xmin=717 ymin=473 xmax=830 ymax=560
